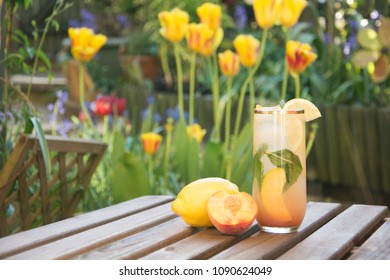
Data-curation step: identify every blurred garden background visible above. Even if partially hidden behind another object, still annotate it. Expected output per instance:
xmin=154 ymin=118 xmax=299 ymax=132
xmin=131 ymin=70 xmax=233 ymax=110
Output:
xmin=1 ymin=0 xmax=390 ymax=216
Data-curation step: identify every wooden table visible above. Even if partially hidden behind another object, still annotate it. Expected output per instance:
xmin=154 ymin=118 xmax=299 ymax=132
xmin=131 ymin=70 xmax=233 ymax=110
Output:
xmin=0 ymin=195 xmax=389 ymax=260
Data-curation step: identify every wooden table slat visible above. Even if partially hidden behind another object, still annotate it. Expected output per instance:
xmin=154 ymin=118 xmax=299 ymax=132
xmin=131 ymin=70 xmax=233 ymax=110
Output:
xmin=348 ymin=218 xmax=390 ymax=260
xmin=5 ymin=202 xmax=175 ymax=260
xmin=0 ymin=195 xmax=174 ymax=259
xmin=278 ymin=205 xmax=389 ymax=260
xmin=141 ymin=202 xmax=342 ymax=260
xmin=75 ymin=217 xmax=198 ymax=260
xmin=211 ymin=202 xmax=343 ymax=260
xmin=0 ymin=195 xmax=388 ymax=260
xmin=140 ymin=224 xmax=259 ymax=260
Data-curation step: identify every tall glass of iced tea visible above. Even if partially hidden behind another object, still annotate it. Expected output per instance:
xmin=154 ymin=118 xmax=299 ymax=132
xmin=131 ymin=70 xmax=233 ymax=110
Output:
xmin=252 ymin=105 xmax=306 ymax=233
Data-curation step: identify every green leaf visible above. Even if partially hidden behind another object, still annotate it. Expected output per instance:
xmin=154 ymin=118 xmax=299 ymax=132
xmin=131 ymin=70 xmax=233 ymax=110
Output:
xmin=12 ymin=30 xmax=30 ymax=46
xmin=111 ymin=129 xmax=125 ymax=164
xmin=24 ymin=117 xmax=51 ymax=174
xmin=231 ymin=146 xmax=252 ymax=193
xmin=171 ymin=121 xmax=202 ymax=183
xmin=266 ymin=149 xmax=302 ymax=192
xmin=202 ymin=141 xmax=224 ymax=178
xmin=187 ymin=138 xmax=200 ymax=182
xmin=111 ymin=152 xmax=150 ymax=203
xmin=252 ymin=144 xmax=267 ymax=190
xmin=52 ymin=20 xmax=60 ymax=32
xmin=231 ymin=122 xmax=251 ymax=161
xmin=36 ymin=49 xmax=52 ymax=69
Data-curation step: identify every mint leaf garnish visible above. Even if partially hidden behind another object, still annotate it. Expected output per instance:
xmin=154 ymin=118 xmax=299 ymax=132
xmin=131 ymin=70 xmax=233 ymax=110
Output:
xmin=265 ymin=149 xmax=302 ymax=192
xmin=253 ymin=144 xmax=267 ymax=190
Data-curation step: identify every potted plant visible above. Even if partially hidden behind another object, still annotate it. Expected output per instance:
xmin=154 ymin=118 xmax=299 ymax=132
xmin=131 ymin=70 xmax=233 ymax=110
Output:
xmin=118 ymin=28 xmax=162 ymax=84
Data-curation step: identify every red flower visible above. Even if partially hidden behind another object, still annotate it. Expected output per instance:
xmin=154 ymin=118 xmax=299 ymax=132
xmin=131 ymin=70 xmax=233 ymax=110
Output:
xmin=95 ymin=96 xmax=126 ymax=117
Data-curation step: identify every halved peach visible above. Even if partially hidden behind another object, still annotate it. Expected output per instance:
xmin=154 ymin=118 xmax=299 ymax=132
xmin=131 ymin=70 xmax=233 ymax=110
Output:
xmin=207 ymin=191 xmax=258 ymax=235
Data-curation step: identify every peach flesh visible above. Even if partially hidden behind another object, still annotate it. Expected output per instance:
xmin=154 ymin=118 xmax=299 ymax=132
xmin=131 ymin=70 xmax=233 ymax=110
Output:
xmin=207 ymin=191 xmax=258 ymax=235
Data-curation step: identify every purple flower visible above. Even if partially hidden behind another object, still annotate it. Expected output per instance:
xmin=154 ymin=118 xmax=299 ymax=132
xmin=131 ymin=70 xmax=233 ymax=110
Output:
xmin=68 ymin=8 xmax=98 ymax=32
xmin=0 ymin=112 xmax=6 ymax=123
xmin=0 ymin=112 xmax=4 ymax=133
xmin=141 ymin=108 xmax=150 ymax=121
xmin=47 ymin=103 xmax=55 ymax=112
xmin=348 ymin=20 xmax=359 ymax=33
xmin=166 ymin=108 xmax=180 ymax=121
xmin=154 ymin=113 xmax=162 ymax=124
xmin=147 ymin=95 xmax=156 ymax=105
xmin=234 ymin=4 xmax=248 ymax=30
xmin=323 ymin=32 xmax=333 ymax=45
xmin=166 ymin=107 xmax=189 ymax=122
xmin=6 ymin=111 xmax=14 ymax=124
xmin=68 ymin=19 xmax=80 ymax=28
xmin=57 ymin=119 xmax=73 ymax=137
xmin=116 ymin=14 xmax=131 ymax=28
xmin=80 ymin=9 xmax=96 ymax=22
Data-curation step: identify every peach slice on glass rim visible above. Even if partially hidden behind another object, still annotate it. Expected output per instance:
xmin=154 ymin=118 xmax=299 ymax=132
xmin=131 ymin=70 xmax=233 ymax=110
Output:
xmin=207 ymin=191 xmax=258 ymax=235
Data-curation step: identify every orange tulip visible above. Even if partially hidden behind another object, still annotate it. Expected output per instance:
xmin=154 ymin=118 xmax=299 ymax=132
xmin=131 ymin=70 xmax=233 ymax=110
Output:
xmin=158 ymin=8 xmax=189 ymax=43
xmin=253 ymin=0 xmax=307 ymax=29
xmin=218 ymin=50 xmax=240 ymax=77
xmin=286 ymin=40 xmax=317 ymax=77
xmin=187 ymin=124 xmax=207 ymax=143
xmin=197 ymin=2 xmax=222 ymax=32
xmin=68 ymin=27 xmax=107 ymax=62
xmin=233 ymin=34 xmax=260 ymax=68
xmin=141 ymin=132 xmax=163 ymax=155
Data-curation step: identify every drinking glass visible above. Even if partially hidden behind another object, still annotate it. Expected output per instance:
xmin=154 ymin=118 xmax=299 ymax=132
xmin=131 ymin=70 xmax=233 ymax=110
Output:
xmin=252 ymin=105 xmax=306 ymax=233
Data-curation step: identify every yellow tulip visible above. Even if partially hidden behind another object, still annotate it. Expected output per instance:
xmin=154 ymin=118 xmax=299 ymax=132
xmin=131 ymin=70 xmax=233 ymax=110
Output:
xmin=253 ymin=0 xmax=281 ymax=29
xmin=158 ymin=8 xmax=189 ymax=43
xmin=280 ymin=0 xmax=307 ymax=28
xmin=197 ymin=2 xmax=222 ymax=32
xmin=233 ymin=34 xmax=260 ymax=68
xmin=186 ymin=23 xmax=223 ymax=57
xmin=141 ymin=132 xmax=163 ymax=155
xmin=186 ymin=23 xmax=214 ymax=54
xmin=187 ymin=124 xmax=207 ymax=144
xmin=218 ymin=50 xmax=240 ymax=77
xmin=286 ymin=40 xmax=317 ymax=77
xmin=68 ymin=27 xmax=107 ymax=62
xmin=253 ymin=0 xmax=307 ymax=29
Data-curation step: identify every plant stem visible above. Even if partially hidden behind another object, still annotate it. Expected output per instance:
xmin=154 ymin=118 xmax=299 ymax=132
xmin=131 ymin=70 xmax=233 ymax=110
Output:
xmin=160 ymin=42 xmax=173 ymax=87
xmin=212 ymin=51 xmax=220 ymax=142
xmin=163 ymin=121 xmax=173 ymax=193
xmin=363 ymin=68 xmax=369 ymax=104
xmin=51 ymin=101 xmax=58 ymax=136
xmin=233 ymin=29 xmax=268 ymax=142
xmin=27 ymin=0 xmax=71 ymax=98
xmin=281 ymin=29 xmax=290 ymax=101
xmin=174 ymin=43 xmax=185 ymax=122
xmin=294 ymin=74 xmax=301 ymax=99
xmin=249 ymin=78 xmax=255 ymax=120
xmin=79 ymin=65 xmax=99 ymax=138
xmin=306 ymin=123 xmax=319 ymax=157
xmin=189 ymin=52 xmax=196 ymax=124
xmin=225 ymin=78 xmax=233 ymax=152
xmin=225 ymin=77 xmax=233 ymax=180
xmin=148 ymin=154 xmax=155 ymax=194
